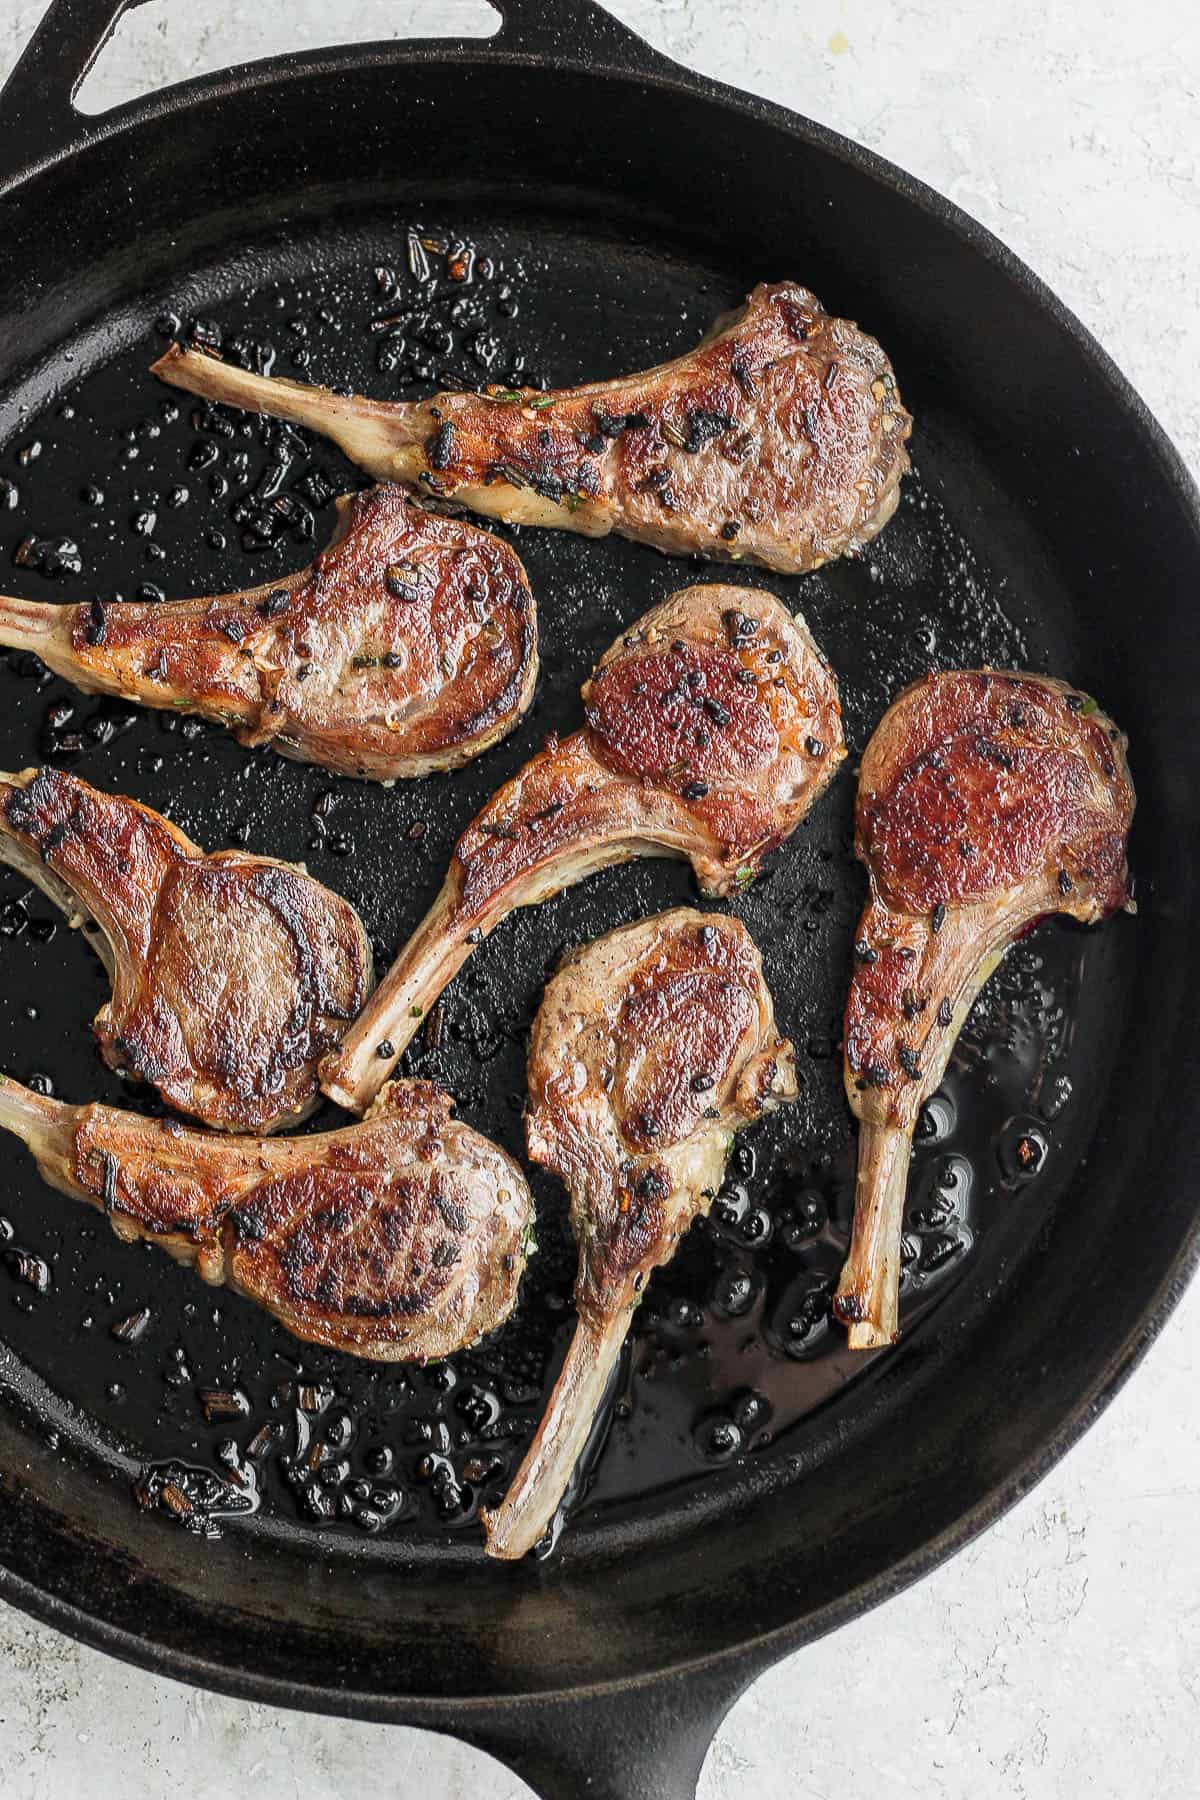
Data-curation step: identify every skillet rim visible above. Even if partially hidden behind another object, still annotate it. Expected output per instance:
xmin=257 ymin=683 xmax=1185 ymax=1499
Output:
xmin=0 ymin=24 xmax=1197 ymax=1718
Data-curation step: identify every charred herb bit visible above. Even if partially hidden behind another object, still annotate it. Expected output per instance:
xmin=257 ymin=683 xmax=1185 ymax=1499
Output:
xmin=897 ymin=1045 xmax=921 ymax=1080
xmin=101 ymin=1150 xmax=119 ymax=1212
xmin=854 ymin=939 xmax=879 ymax=965
xmin=682 ymin=408 xmax=734 ymax=453
xmin=723 ymin=608 xmax=758 ymax=647
xmin=246 ymin=1422 xmax=283 ymax=1462
xmin=257 ymin=587 xmax=291 ymax=618
xmin=530 ymin=469 xmax=566 ymax=503
xmin=822 ymin=360 xmax=839 ymax=392
xmin=490 ymin=460 xmax=531 ymax=491
xmin=720 ymin=520 xmax=741 ymax=542
xmin=5 ymin=1249 xmax=50 ymax=1294
xmin=1064 ymin=693 xmax=1084 ymax=712
xmin=804 ymin=735 xmax=825 ymax=758
xmin=376 ymin=1039 xmax=395 ymax=1060
xmin=427 ymin=421 xmax=457 ymax=470
xmin=857 ymin=1063 xmax=890 ymax=1090
xmin=41 ymin=820 xmax=71 ymax=861
xmin=936 ymin=997 xmax=954 ymax=1028
xmin=777 ymin=296 xmax=812 ymax=341
xmin=690 ymin=1072 xmax=715 ymax=1093
xmin=407 ymin=230 xmax=431 ymax=282
xmin=110 ymin=1306 xmax=152 ymax=1344
xmin=703 ymin=696 xmax=732 ymax=727
xmin=592 ymin=406 xmax=649 ymax=438
xmin=16 ymin=535 xmax=83 ymax=579
xmin=480 ymin=823 xmax=519 ymax=840
xmin=976 ymin=734 xmax=1014 ymax=771
xmin=931 ymin=902 xmax=947 ymax=934
xmin=85 ymin=598 xmax=108 ymax=647
xmin=198 ymin=1386 xmax=251 ymax=1424
xmin=1057 ymin=867 xmax=1074 ymax=895
xmin=385 ymin=561 xmax=427 ymax=601
xmin=683 ymin=780 xmax=710 ymax=801
xmin=730 ymin=345 xmax=758 ymax=399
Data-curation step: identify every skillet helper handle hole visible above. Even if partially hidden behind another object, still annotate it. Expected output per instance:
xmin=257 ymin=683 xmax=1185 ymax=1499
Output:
xmin=74 ymin=0 xmax=503 ymax=113
xmin=0 ymin=0 xmax=674 ymax=167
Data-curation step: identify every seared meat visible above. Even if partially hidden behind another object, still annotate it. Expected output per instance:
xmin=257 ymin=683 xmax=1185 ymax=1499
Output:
xmin=320 ymin=583 xmax=844 ymax=1112
xmin=0 ymin=766 xmax=373 ymax=1133
xmin=833 ymin=670 xmax=1135 ymax=1348
xmin=482 ymin=908 xmax=797 ymax=1559
xmin=0 ymin=486 xmax=536 ymax=780
xmin=154 ymin=282 xmax=911 ymax=575
xmin=0 ymin=1074 xmax=532 ymax=1361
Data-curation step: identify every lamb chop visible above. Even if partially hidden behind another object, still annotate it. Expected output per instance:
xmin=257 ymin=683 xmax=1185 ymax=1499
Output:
xmin=833 ymin=669 xmax=1135 ymax=1349
xmin=153 ymin=281 xmax=911 ymax=576
xmin=0 ymin=484 xmax=537 ymax=780
xmin=320 ymin=583 xmax=844 ymax=1113
xmin=481 ymin=908 xmax=797 ymax=1559
xmin=0 ymin=1073 xmax=532 ymax=1361
xmin=0 ymin=765 xmax=373 ymax=1134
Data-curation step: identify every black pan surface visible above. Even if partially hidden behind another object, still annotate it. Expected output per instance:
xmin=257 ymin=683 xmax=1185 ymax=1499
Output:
xmin=0 ymin=6 xmax=1196 ymax=1797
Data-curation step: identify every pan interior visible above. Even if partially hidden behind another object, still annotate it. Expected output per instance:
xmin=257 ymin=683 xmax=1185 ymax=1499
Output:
xmin=0 ymin=204 xmax=1126 ymax=1547
xmin=0 ymin=62 xmax=1187 ymax=1697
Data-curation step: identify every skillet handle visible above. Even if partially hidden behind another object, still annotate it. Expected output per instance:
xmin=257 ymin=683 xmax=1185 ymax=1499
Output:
xmin=0 ymin=0 xmax=678 ymax=176
xmin=449 ymin=1660 xmax=760 ymax=1800
xmin=0 ymin=0 xmax=133 ymax=169
xmin=492 ymin=0 xmax=678 ymax=72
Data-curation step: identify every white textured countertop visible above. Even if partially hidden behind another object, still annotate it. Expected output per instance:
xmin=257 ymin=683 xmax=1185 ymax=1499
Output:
xmin=0 ymin=3 xmax=1198 ymax=1796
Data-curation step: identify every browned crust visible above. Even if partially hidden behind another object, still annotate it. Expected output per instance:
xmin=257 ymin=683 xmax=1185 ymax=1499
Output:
xmin=64 ymin=1079 xmax=532 ymax=1360
xmin=154 ymin=283 xmax=910 ymax=575
xmin=388 ymin=283 xmax=910 ymax=573
xmin=844 ymin=668 xmax=1134 ymax=1119
xmin=526 ymin=908 xmax=797 ymax=1322
xmin=455 ymin=583 xmax=847 ymax=913
xmin=0 ymin=766 xmax=373 ymax=1133
xmin=62 ymin=486 xmax=537 ymax=780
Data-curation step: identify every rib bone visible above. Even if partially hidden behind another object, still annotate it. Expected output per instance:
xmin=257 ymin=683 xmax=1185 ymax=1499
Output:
xmin=0 ymin=1073 xmax=532 ymax=1362
xmin=0 ymin=485 xmax=537 ymax=780
xmin=833 ymin=670 xmax=1135 ymax=1348
xmin=153 ymin=282 xmax=911 ymax=575
xmin=482 ymin=908 xmax=797 ymax=1559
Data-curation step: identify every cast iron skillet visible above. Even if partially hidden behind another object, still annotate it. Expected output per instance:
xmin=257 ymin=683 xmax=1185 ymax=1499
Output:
xmin=0 ymin=3 xmax=1197 ymax=1795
